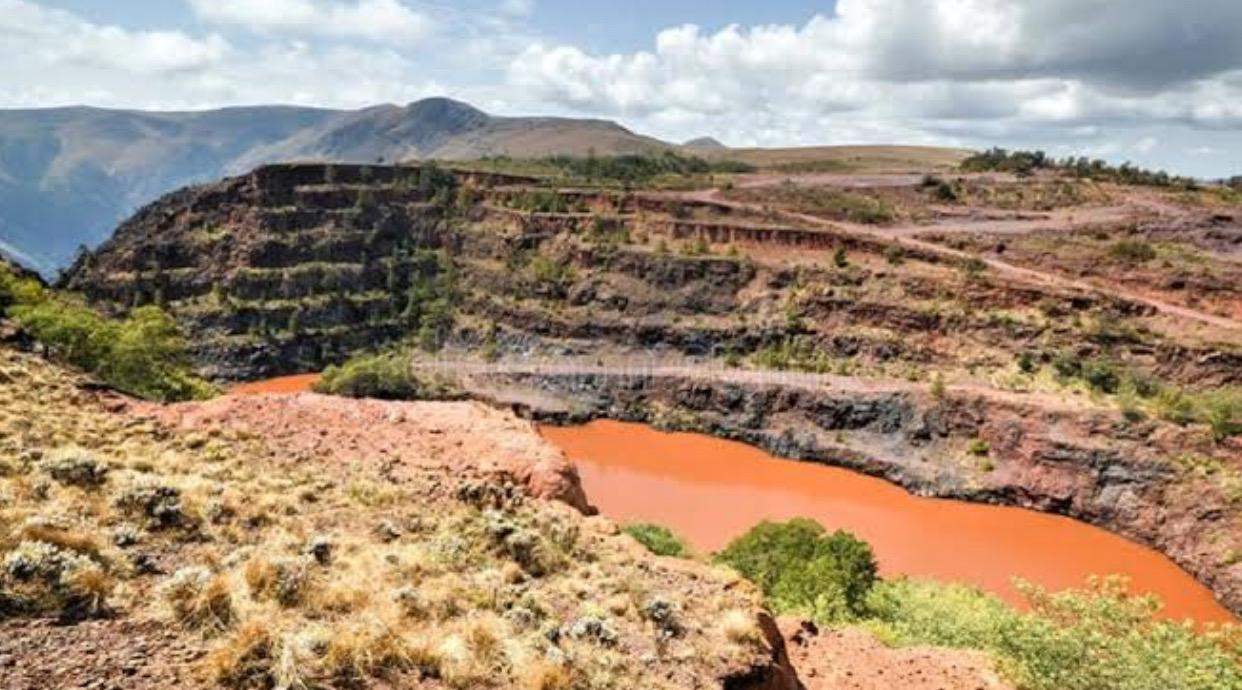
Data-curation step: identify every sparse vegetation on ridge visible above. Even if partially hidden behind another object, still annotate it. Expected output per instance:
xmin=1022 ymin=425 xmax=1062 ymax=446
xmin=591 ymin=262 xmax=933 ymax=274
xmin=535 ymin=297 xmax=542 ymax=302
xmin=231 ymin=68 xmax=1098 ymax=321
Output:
xmin=961 ymin=147 xmax=1199 ymax=188
xmin=0 ymin=343 xmax=777 ymax=690
xmin=481 ymin=150 xmax=756 ymax=186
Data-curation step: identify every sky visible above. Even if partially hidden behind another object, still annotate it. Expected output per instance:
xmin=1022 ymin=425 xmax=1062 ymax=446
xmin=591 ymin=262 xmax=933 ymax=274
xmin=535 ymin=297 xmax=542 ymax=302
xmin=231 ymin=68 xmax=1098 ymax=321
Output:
xmin=4 ymin=0 xmax=1242 ymax=178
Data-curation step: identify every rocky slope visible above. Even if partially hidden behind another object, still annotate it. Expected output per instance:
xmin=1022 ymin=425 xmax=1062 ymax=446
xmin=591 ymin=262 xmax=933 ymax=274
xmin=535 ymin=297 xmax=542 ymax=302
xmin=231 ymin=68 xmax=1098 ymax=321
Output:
xmin=62 ymin=161 xmax=1242 ymax=616
xmin=451 ymin=367 xmax=1242 ymax=615
xmin=0 ymin=340 xmax=802 ymax=690
xmin=65 ymin=162 xmax=1241 ymax=388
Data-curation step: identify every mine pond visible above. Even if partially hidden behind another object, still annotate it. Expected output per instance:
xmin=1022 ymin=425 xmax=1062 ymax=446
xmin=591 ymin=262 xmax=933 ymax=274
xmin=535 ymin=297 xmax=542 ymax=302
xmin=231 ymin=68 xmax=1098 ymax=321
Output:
xmin=543 ymin=420 xmax=1236 ymax=624
xmin=232 ymin=375 xmax=1234 ymax=623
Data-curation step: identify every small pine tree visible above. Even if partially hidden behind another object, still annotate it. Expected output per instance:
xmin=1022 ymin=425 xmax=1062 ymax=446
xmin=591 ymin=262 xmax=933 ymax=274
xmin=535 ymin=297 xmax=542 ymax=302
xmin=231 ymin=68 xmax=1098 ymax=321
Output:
xmin=833 ymin=246 xmax=849 ymax=268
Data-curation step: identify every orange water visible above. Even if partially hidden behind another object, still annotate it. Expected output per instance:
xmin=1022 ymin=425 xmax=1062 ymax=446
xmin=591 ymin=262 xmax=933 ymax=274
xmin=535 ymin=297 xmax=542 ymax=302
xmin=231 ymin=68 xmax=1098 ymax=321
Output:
xmin=229 ymin=374 xmax=321 ymax=395
xmin=542 ymin=420 xmax=1236 ymax=623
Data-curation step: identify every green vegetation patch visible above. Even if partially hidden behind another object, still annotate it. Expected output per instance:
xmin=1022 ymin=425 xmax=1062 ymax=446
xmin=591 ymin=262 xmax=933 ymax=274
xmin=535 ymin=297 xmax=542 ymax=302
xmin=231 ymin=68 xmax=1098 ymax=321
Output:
xmin=313 ymin=351 xmax=455 ymax=401
xmin=476 ymin=151 xmax=754 ymax=186
xmin=714 ymin=517 xmax=1242 ymax=690
xmin=962 ymin=147 xmax=1197 ymax=188
xmin=622 ymin=523 xmax=691 ymax=558
xmin=0 ymin=265 xmax=211 ymax=401
xmin=715 ymin=518 xmax=878 ymax=621
xmin=868 ymin=577 xmax=1242 ymax=690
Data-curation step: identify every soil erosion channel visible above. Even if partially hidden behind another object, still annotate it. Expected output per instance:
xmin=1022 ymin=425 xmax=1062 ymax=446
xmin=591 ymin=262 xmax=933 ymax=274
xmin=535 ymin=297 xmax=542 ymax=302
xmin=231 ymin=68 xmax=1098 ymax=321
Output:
xmin=542 ymin=420 xmax=1236 ymax=624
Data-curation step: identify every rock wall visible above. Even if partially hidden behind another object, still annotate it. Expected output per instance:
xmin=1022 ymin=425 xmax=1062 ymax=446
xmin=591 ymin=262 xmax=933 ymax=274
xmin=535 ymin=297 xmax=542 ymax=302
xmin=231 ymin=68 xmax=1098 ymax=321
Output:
xmin=457 ymin=370 xmax=1242 ymax=615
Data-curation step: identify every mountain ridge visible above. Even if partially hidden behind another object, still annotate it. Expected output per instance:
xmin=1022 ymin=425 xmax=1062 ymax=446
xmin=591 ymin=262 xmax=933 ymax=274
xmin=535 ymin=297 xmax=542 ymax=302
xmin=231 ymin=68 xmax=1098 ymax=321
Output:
xmin=0 ymin=97 xmax=669 ymax=274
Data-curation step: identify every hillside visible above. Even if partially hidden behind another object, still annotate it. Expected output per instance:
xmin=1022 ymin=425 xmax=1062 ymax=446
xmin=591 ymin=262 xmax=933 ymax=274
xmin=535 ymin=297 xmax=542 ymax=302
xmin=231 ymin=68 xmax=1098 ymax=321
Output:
xmin=0 ymin=338 xmax=808 ymax=689
xmin=62 ymin=159 xmax=1242 ymax=619
xmin=0 ymin=98 xmax=667 ymax=274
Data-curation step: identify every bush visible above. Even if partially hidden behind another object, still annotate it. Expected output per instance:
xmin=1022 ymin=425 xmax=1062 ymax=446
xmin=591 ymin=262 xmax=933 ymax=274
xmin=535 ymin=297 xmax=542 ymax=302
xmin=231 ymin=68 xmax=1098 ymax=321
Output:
xmin=40 ymin=448 xmax=109 ymax=488
xmin=961 ymin=256 xmax=988 ymax=280
xmin=528 ymin=255 xmax=575 ymax=287
xmin=160 ymin=566 xmax=235 ymax=633
xmin=715 ymin=518 xmax=877 ymax=620
xmin=1202 ymin=388 xmax=1242 ymax=444
xmin=542 ymin=151 xmax=755 ymax=184
xmin=622 ymin=523 xmax=690 ymax=558
xmin=314 ymin=352 xmax=417 ymax=400
xmin=2 ymin=540 xmax=111 ymax=619
xmin=1109 ymin=240 xmax=1157 ymax=263
xmin=1080 ymin=358 xmax=1122 ymax=394
xmin=1 ymin=265 xmax=210 ymax=402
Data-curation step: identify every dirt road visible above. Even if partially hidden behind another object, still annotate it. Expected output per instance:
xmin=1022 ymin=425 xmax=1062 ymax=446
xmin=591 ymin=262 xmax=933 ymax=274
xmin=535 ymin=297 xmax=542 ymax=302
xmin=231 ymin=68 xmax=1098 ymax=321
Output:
xmin=675 ymin=185 xmax=1242 ymax=332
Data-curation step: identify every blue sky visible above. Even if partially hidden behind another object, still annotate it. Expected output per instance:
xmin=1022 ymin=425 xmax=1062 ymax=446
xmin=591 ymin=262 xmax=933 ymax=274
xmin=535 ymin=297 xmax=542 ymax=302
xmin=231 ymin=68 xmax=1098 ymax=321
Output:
xmin=38 ymin=0 xmax=832 ymax=53
xmin=5 ymin=0 xmax=1242 ymax=177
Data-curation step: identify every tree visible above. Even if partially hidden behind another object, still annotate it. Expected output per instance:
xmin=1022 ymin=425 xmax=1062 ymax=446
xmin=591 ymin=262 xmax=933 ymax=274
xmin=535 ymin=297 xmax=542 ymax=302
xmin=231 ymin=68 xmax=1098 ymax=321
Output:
xmin=716 ymin=518 xmax=877 ymax=620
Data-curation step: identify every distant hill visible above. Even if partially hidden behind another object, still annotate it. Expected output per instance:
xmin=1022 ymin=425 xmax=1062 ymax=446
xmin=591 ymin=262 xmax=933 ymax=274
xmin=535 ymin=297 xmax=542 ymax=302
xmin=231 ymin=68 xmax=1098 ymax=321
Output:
xmin=716 ymin=145 xmax=973 ymax=173
xmin=0 ymin=98 xmax=668 ymax=274
xmin=683 ymin=136 xmax=727 ymax=150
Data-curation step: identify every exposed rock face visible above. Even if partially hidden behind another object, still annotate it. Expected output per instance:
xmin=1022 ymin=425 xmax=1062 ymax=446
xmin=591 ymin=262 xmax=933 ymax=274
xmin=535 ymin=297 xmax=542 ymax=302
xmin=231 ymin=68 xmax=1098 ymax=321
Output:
xmin=456 ymin=370 xmax=1242 ymax=615
xmin=59 ymin=162 xmax=1242 ymax=617
xmin=64 ymin=162 xmax=1234 ymax=387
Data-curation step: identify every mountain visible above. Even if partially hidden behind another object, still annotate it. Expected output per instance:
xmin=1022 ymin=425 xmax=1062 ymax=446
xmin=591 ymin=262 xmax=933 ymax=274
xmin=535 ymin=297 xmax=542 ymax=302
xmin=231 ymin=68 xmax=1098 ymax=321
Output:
xmin=0 ymin=98 xmax=668 ymax=274
xmin=683 ymin=136 xmax=727 ymax=150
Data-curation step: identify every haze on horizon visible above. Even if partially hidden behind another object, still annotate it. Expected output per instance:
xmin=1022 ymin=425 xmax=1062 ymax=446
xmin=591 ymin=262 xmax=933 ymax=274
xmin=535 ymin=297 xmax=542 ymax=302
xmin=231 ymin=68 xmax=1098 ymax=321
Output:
xmin=3 ymin=0 xmax=1242 ymax=178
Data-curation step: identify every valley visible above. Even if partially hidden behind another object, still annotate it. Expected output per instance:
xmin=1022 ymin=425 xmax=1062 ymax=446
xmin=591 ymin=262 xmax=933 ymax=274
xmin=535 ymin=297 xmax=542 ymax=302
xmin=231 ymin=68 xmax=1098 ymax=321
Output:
xmin=4 ymin=148 xmax=1242 ymax=689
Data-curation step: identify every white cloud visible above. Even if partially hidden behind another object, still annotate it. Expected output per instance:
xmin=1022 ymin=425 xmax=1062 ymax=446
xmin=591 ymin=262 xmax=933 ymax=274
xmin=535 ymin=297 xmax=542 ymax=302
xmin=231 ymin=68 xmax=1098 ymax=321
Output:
xmin=188 ymin=0 xmax=432 ymax=44
xmin=1 ymin=0 xmax=1241 ymax=176
xmin=508 ymin=0 xmax=1242 ymax=150
xmin=1 ymin=0 xmax=228 ymax=76
xmin=0 ymin=0 xmax=443 ymax=109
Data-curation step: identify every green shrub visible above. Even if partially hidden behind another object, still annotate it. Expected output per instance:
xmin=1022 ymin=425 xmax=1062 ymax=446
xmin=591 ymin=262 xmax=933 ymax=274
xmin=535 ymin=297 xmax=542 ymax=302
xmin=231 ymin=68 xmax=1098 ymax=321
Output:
xmin=869 ymin=577 xmax=1242 ymax=690
xmin=314 ymin=352 xmax=418 ymax=400
xmin=1080 ymin=358 xmax=1122 ymax=394
xmin=1 ymin=266 xmax=211 ymax=402
xmin=1052 ymin=350 xmax=1083 ymax=379
xmin=528 ymin=255 xmax=575 ymax=287
xmin=1109 ymin=240 xmax=1157 ymax=263
xmin=1017 ymin=351 xmax=1037 ymax=374
xmin=967 ymin=438 xmax=990 ymax=457
xmin=715 ymin=518 xmax=877 ymax=621
xmin=751 ymin=336 xmax=831 ymax=374
xmin=1202 ymin=389 xmax=1242 ymax=444
xmin=622 ymin=523 xmax=690 ymax=558
xmin=960 ymin=148 xmax=1197 ymax=189
xmin=961 ymin=256 xmax=988 ymax=280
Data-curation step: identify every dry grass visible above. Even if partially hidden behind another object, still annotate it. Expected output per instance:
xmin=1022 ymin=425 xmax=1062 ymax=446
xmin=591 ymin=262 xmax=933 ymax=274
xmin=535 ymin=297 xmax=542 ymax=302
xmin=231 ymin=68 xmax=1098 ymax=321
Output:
xmin=161 ymin=567 xmax=236 ymax=634
xmin=0 ymin=344 xmax=775 ymax=689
